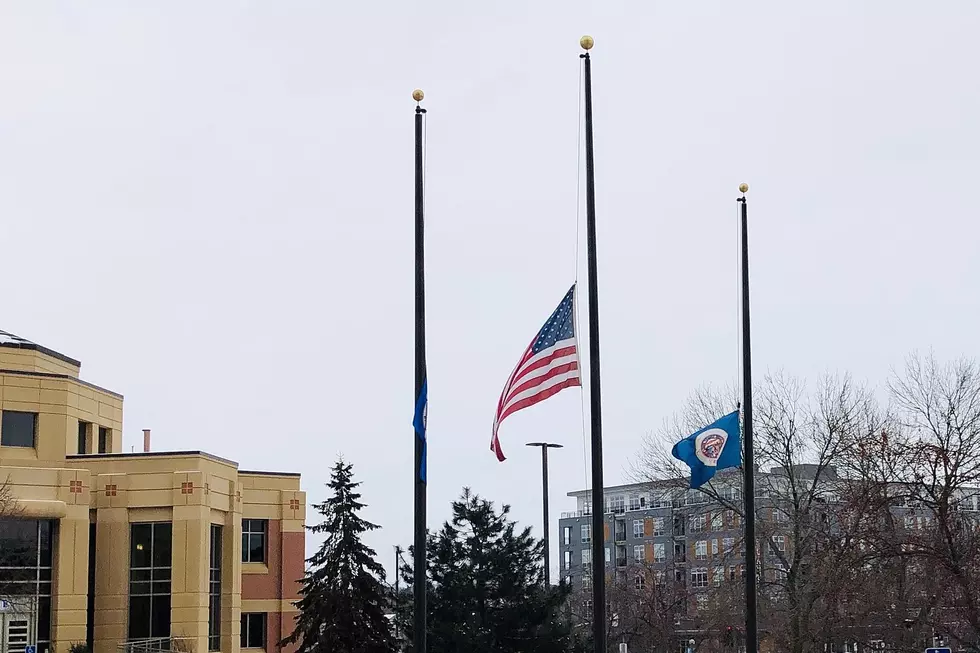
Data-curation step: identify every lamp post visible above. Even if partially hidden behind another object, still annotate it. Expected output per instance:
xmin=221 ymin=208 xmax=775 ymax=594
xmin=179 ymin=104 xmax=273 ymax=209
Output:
xmin=525 ymin=442 xmax=563 ymax=586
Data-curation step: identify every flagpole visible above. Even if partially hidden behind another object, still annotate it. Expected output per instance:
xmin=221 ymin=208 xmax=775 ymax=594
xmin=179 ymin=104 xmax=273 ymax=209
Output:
xmin=580 ymin=35 xmax=606 ymax=653
xmin=738 ymin=184 xmax=758 ymax=653
xmin=413 ymin=88 xmax=428 ymax=653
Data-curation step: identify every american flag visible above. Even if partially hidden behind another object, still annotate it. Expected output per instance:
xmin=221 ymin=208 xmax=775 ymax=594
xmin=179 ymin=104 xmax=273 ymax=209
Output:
xmin=491 ymin=284 xmax=581 ymax=461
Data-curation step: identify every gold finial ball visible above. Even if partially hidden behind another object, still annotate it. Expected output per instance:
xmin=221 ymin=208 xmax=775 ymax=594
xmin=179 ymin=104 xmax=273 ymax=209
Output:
xmin=412 ymin=89 xmax=424 ymax=102
xmin=580 ymin=35 xmax=594 ymax=50
xmin=738 ymin=183 xmax=749 ymax=193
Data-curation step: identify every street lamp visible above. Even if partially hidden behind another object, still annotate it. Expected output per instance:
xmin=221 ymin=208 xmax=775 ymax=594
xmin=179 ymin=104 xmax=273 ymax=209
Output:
xmin=526 ymin=442 xmax=563 ymax=587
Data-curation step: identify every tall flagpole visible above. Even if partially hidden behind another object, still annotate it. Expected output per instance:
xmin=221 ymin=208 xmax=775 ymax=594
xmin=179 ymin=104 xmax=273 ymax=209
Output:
xmin=738 ymin=183 xmax=758 ymax=653
xmin=580 ymin=35 xmax=607 ymax=653
xmin=413 ymin=88 xmax=428 ymax=653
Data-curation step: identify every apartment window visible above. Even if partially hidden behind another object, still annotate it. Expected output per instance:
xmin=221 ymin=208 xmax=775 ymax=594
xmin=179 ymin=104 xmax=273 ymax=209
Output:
xmin=208 ymin=524 xmax=222 ymax=651
xmin=691 ymin=568 xmax=709 ymax=589
xmin=582 ymin=549 xmax=591 ymax=565
xmin=241 ymin=613 xmax=266 ymax=649
xmin=773 ymin=508 xmax=789 ymax=523
xmin=695 ymin=540 xmax=708 ymax=560
xmin=98 ymin=426 xmax=109 ymax=454
xmin=673 ymin=515 xmax=686 ymax=536
xmin=711 ymin=512 xmax=723 ymax=531
xmin=129 ymin=522 xmax=173 ymax=639
xmin=690 ymin=514 xmax=707 ymax=533
xmin=654 ymin=543 xmax=666 ymax=562
xmin=634 ymin=574 xmax=645 ymax=590
xmin=771 ymin=535 xmax=786 ymax=553
xmin=583 ymin=501 xmax=593 ymax=515
xmin=726 ymin=509 xmax=741 ymax=528
xmin=242 ymin=519 xmax=267 ymax=563
xmin=696 ymin=593 xmax=709 ymax=611
xmin=723 ymin=537 xmax=734 ymax=555
xmin=713 ymin=566 xmax=724 ymax=586
xmin=563 ymin=550 xmax=572 ymax=570
xmin=652 ymin=517 xmax=665 ymax=536
xmin=583 ymin=573 xmax=592 ymax=588
xmin=633 ymin=545 xmax=645 ymax=562
xmin=583 ymin=599 xmax=593 ymax=613
xmin=581 ymin=524 xmax=591 ymax=543
xmin=1 ymin=411 xmax=37 ymax=448
xmin=614 ymin=519 xmax=626 ymax=541
xmin=729 ymin=566 xmax=738 ymax=582
xmin=633 ymin=520 xmax=644 ymax=538
xmin=605 ymin=547 xmax=611 ymax=563
xmin=563 ymin=526 xmax=572 ymax=545
xmin=615 ymin=544 xmax=627 ymax=567
xmin=608 ymin=495 xmax=626 ymax=514
xmin=77 ymin=421 xmax=90 ymax=454
xmin=673 ymin=542 xmax=686 ymax=562
xmin=711 ymin=539 xmax=719 ymax=557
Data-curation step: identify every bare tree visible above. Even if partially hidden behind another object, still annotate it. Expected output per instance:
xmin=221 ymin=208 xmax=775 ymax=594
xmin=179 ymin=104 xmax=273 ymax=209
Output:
xmin=888 ymin=353 xmax=980 ymax=650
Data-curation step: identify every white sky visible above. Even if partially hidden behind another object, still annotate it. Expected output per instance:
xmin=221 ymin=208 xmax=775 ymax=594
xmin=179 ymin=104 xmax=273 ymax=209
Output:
xmin=2 ymin=2 xmax=978 ymax=581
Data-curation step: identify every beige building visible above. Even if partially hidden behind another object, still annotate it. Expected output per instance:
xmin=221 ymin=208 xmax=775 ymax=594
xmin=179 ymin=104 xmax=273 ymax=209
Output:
xmin=0 ymin=330 xmax=305 ymax=653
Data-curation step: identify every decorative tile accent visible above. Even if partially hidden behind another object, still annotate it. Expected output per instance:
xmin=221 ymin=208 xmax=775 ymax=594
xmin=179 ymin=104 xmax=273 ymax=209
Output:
xmin=236 ymin=491 xmax=242 ymax=504
xmin=181 ymin=482 xmax=194 ymax=495
xmin=289 ymin=499 xmax=301 ymax=510
xmin=69 ymin=480 xmax=83 ymax=494
xmin=105 ymin=484 xmax=117 ymax=497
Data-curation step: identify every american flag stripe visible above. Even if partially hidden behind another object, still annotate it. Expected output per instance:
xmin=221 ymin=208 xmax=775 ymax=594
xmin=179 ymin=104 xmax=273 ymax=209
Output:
xmin=491 ymin=285 xmax=581 ymax=462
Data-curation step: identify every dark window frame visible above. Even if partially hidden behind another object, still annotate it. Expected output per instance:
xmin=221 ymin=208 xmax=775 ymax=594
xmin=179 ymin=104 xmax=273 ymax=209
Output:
xmin=1 ymin=410 xmax=38 ymax=448
xmin=98 ymin=426 xmax=109 ymax=454
xmin=0 ymin=519 xmax=55 ymax=653
xmin=241 ymin=519 xmax=267 ymax=564
xmin=78 ymin=421 xmax=90 ymax=455
xmin=129 ymin=522 xmax=173 ymax=640
xmin=208 ymin=524 xmax=223 ymax=651
xmin=241 ymin=612 xmax=266 ymax=649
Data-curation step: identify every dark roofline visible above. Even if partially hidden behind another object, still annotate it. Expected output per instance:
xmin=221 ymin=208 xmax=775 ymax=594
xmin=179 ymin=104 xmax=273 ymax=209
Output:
xmin=0 ymin=368 xmax=123 ymax=400
xmin=67 ymin=450 xmax=237 ymax=466
xmin=239 ymin=469 xmax=302 ymax=478
xmin=0 ymin=331 xmax=82 ymax=367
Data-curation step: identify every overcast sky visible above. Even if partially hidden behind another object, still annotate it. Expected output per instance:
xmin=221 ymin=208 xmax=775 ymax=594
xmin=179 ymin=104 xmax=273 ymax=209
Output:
xmin=2 ymin=2 xmax=979 ymax=580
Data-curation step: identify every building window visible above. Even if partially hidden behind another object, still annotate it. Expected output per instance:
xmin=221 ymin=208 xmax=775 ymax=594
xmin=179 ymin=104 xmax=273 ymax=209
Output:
xmin=723 ymin=537 xmax=734 ymax=555
xmin=98 ymin=427 xmax=109 ymax=453
xmin=652 ymin=517 xmax=665 ymax=536
xmin=563 ymin=550 xmax=572 ymax=570
xmin=691 ymin=568 xmax=709 ymax=589
xmin=696 ymin=593 xmax=709 ymax=611
xmin=605 ymin=547 xmax=611 ymax=563
xmin=770 ymin=535 xmax=786 ymax=554
xmin=129 ymin=522 xmax=173 ymax=640
xmin=563 ymin=526 xmax=572 ymax=545
xmin=633 ymin=545 xmax=645 ymax=562
xmin=711 ymin=512 xmax=723 ymax=531
xmin=1 ymin=411 xmax=37 ymax=448
xmin=242 ymin=519 xmax=267 ymax=563
xmin=78 ymin=421 xmax=90 ymax=454
xmin=208 ymin=524 xmax=222 ymax=651
xmin=711 ymin=539 xmax=719 ymax=557
xmin=633 ymin=520 xmax=644 ymax=538
xmin=615 ymin=545 xmax=627 ymax=567
xmin=695 ymin=540 xmax=708 ymax=560
xmin=727 ymin=509 xmax=741 ymax=528
xmin=241 ymin=613 xmax=266 ymax=649
xmin=583 ymin=573 xmax=592 ymax=588
xmin=713 ymin=566 xmax=724 ymax=586
xmin=654 ymin=543 xmax=666 ymax=562
xmin=690 ymin=514 xmax=707 ymax=533
xmin=773 ymin=507 xmax=789 ymax=523
xmin=582 ymin=549 xmax=591 ymax=565
xmin=581 ymin=524 xmax=591 ymax=543
xmin=607 ymin=495 xmax=626 ymax=514
xmin=614 ymin=519 xmax=626 ymax=541
xmin=634 ymin=574 xmax=645 ymax=590
xmin=0 ymin=519 xmax=54 ymax=653
xmin=629 ymin=494 xmax=642 ymax=511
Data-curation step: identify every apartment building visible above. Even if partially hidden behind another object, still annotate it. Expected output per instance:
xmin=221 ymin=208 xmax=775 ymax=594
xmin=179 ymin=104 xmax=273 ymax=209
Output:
xmin=0 ymin=330 xmax=305 ymax=653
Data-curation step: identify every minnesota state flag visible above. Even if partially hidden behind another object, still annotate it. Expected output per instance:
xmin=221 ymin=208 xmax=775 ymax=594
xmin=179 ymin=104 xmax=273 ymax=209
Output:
xmin=671 ymin=411 xmax=741 ymax=489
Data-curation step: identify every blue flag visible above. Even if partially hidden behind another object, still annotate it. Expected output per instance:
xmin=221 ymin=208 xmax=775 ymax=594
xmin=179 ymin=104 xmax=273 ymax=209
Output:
xmin=413 ymin=379 xmax=427 ymax=483
xmin=671 ymin=410 xmax=741 ymax=489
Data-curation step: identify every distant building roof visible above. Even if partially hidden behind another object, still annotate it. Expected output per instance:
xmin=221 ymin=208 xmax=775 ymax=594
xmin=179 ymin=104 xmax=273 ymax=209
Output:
xmin=0 ymin=329 xmax=81 ymax=367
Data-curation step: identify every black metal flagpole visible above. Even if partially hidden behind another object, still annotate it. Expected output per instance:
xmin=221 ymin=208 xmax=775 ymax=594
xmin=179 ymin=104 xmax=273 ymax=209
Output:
xmin=413 ymin=88 xmax=428 ymax=653
xmin=580 ymin=35 xmax=607 ymax=653
xmin=738 ymin=183 xmax=758 ymax=653
xmin=526 ymin=442 xmax=564 ymax=587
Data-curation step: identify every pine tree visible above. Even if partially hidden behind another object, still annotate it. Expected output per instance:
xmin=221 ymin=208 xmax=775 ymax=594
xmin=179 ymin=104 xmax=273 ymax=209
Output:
xmin=396 ymin=488 xmax=578 ymax=653
xmin=283 ymin=458 xmax=396 ymax=653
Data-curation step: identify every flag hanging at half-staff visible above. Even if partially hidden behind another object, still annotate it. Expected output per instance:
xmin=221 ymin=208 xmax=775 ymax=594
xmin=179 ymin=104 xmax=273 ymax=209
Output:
xmin=491 ymin=284 xmax=581 ymax=461
xmin=671 ymin=410 xmax=741 ymax=489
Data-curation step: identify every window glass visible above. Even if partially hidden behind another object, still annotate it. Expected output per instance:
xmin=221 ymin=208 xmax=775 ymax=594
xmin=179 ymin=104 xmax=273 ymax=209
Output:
xmin=1 ymin=411 xmax=37 ymax=448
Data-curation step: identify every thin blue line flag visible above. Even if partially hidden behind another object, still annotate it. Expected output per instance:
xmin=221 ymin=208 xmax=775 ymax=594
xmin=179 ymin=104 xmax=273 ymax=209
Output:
xmin=671 ymin=410 xmax=741 ymax=489
xmin=413 ymin=378 xmax=427 ymax=483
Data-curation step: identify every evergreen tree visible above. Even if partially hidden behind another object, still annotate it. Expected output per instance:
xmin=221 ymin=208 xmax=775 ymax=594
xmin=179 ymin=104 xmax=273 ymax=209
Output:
xmin=396 ymin=488 xmax=579 ymax=653
xmin=283 ymin=458 xmax=396 ymax=653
